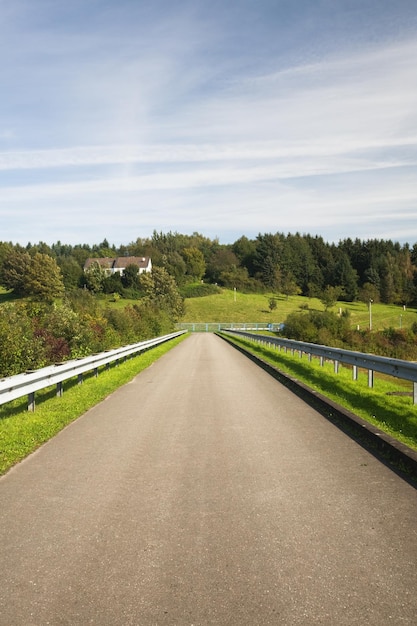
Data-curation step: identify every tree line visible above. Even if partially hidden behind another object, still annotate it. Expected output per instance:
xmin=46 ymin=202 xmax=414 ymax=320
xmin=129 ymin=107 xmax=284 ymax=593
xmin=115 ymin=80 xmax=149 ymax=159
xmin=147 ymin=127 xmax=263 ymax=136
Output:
xmin=0 ymin=238 xmax=187 ymax=376
xmin=1 ymin=230 xmax=417 ymax=376
xmin=2 ymin=230 xmax=416 ymax=304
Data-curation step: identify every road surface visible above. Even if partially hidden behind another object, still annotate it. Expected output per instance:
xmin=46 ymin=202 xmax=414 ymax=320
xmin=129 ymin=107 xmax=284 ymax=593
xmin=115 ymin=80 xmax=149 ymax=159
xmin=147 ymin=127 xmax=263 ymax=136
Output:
xmin=1 ymin=333 xmax=416 ymax=625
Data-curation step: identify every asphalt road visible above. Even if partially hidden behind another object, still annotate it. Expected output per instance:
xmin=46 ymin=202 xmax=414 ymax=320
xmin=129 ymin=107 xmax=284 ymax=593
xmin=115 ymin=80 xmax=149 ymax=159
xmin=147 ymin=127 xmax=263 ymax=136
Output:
xmin=1 ymin=333 xmax=417 ymax=625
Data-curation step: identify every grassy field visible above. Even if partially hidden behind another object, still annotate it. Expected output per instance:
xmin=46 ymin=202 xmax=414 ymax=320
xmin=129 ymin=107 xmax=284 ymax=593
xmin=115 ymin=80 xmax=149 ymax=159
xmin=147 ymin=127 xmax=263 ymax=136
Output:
xmin=1 ymin=285 xmax=415 ymax=332
xmin=183 ymin=289 xmax=417 ymax=331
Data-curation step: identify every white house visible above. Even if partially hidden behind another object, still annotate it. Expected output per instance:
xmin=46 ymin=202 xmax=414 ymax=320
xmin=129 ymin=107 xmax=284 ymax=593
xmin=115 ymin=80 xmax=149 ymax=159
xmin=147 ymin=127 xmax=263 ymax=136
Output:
xmin=84 ymin=256 xmax=152 ymax=276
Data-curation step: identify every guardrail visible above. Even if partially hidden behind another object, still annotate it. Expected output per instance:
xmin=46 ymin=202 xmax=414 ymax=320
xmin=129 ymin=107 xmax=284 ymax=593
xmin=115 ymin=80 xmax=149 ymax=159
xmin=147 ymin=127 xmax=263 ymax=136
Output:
xmin=176 ymin=322 xmax=284 ymax=332
xmin=0 ymin=331 xmax=187 ymax=411
xmin=222 ymin=330 xmax=417 ymax=404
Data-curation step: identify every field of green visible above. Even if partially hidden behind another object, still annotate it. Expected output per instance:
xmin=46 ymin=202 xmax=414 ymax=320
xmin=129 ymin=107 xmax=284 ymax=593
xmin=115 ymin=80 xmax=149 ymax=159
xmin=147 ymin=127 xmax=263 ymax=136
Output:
xmin=183 ymin=289 xmax=416 ymax=331
xmin=2 ymin=285 xmax=415 ymax=332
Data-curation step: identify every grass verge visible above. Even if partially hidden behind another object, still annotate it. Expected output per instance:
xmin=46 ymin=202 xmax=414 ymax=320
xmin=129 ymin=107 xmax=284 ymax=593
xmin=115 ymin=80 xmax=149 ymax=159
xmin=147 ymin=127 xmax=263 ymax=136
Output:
xmin=0 ymin=333 xmax=188 ymax=475
xmin=220 ymin=333 xmax=417 ymax=452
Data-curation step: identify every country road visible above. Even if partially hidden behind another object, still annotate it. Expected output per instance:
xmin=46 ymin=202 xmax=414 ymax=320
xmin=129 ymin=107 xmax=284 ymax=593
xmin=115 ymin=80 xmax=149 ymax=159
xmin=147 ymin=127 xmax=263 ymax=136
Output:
xmin=1 ymin=333 xmax=416 ymax=625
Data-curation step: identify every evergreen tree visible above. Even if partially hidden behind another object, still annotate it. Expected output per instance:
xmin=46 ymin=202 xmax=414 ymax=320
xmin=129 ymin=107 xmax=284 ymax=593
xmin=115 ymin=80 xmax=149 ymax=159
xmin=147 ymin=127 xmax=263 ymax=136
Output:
xmin=333 ymin=252 xmax=358 ymax=301
xmin=253 ymin=233 xmax=283 ymax=288
xmin=232 ymin=236 xmax=257 ymax=275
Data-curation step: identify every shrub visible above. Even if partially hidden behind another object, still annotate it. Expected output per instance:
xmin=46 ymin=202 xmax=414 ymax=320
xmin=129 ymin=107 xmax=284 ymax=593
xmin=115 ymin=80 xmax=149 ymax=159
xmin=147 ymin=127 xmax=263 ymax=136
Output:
xmin=180 ymin=282 xmax=222 ymax=298
xmin=0 ymin=303 xmax=46 ymax=375
xmin=282 ymin=309 xmax=417 ymax=360
xmin=283 ymin=309 xmax=351 ymax=345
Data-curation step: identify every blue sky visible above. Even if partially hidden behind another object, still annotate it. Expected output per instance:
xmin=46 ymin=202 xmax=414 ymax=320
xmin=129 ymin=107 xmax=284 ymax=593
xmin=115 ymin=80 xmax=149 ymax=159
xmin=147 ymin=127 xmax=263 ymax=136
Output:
xmin=1 ymin=0 xmax=417 ymax=246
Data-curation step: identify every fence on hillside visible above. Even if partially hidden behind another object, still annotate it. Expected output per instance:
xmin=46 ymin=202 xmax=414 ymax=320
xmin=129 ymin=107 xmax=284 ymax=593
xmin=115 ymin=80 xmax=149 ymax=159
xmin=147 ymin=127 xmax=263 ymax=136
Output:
xmin=176 ymin=322 xmax=284 ymax=333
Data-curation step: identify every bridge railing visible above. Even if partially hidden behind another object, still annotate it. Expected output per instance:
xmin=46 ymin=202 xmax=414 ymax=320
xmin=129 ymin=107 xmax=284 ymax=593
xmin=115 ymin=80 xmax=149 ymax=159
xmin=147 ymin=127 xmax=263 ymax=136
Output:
xmin=176 ymin=322 xmax=283 ymax=332
xmin=0 ymin=331 xmax=186 ymax=411
xmin=222 ymin=329 xmax=417 ymax=404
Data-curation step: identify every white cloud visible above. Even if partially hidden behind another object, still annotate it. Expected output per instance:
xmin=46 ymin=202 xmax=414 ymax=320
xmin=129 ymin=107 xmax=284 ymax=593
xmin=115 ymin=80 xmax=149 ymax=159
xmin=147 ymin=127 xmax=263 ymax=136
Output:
xmin=4 ymin=33 xmax=417 ymax=167
xmin=1 ymin=2 xmax=417 ymax=245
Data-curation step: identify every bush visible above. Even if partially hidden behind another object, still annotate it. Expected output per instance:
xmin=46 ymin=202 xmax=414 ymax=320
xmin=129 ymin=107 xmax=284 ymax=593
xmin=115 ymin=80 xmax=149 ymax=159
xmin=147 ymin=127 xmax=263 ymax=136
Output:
xmin=102 ymin=273 xmax=123 ymax=295
xmin=282 ymin=309 xmax=417 ymax=360
xmin=120 ymin=287 xmax=142 ymax=300
xmin=379 ymin=328 xmax=417 ymax=359
xmin=0 ymin=303 xmax=46 ymax=375
xmin=0 ymin=284 xmax=180 ymax=377
xmin=283 ymin=309 xmax=351 ymax=345
xmin=282 ymin=311 xmax=318 ymax=342
xmin=180 ymin=282 xmax=222 ymax=298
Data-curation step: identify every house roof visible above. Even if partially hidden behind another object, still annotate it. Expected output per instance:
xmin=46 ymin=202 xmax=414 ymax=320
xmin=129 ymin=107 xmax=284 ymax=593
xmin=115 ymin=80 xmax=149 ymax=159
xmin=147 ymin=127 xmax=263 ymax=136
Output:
xmin=112 ymin=256 xmax=150 ymax=269
xmin=84 ymin=256 xmax=151 ymax=270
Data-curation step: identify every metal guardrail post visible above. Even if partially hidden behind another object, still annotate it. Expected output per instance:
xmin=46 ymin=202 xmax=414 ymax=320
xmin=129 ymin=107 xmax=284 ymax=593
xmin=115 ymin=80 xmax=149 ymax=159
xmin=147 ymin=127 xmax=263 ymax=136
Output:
xmin=222 ymin=329 xmax=417 ymax=404
xmin=28 ymin=392 xmax=35 ymax=412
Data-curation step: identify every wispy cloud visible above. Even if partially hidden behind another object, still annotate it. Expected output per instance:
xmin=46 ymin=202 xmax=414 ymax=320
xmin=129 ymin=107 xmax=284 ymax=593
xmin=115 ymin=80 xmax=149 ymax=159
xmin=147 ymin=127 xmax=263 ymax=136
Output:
xmin=0 ymin=1 xmax=417 ymax=245
xmin=1 ymin=134 xmax=417 ymax=172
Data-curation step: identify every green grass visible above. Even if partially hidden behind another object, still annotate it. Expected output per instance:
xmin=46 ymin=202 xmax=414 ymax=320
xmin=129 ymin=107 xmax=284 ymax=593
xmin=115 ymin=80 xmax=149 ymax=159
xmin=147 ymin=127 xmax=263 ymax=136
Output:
xmin=0 ymin=334 xmax=187 ymax=475
xmin=222 ymin=333 xmax=417 ymax=451
xmin=2 ymin=286 xmax=415 ymax=332
xmin=183 ymin=289 xmax=417 ymax=331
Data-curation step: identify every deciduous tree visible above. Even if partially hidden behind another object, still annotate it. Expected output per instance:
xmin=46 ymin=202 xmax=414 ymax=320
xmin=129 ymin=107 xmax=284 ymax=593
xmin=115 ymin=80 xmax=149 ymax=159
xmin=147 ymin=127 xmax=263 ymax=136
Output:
xmin=139 ymin=267 xmax=184 ymax=322
xmin=320 ymin=285 xmax=341 ymax=310
xmin=25 ymin=253 xmax=65 ymax=302
xmin=84 ymin=261 xmax=106 ymax=294
xmin=0 ymin=250 xmax=31 ymax=294
xmin=181 ymin=247 xmax=206 ymax=282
